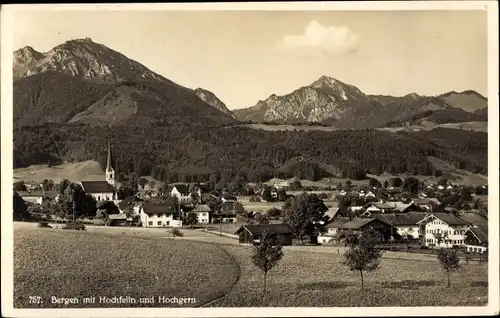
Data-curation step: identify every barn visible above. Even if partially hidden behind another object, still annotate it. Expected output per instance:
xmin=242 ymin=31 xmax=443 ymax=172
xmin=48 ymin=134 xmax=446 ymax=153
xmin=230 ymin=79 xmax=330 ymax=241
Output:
xmin=235 ymin=224 xmax=293 ymax=246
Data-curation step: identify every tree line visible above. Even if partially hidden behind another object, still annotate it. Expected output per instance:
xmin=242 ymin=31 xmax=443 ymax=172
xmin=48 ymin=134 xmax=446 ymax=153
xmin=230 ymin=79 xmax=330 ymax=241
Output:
xmin=14 ymin=122 xmax=487 ymax=184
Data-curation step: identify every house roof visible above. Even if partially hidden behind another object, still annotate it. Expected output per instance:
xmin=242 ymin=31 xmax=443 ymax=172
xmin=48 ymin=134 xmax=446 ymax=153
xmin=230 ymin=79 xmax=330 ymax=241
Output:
xmin=467 ymin=227 xmax=488 ymax=243
xmin=369 ymin=202 xmax=396 ymax=210
xmin=374 ymin=212 xmax=428 ymax=226
xmin=108 ymin=213 xmax=128 ymax=220
xmin=420 ymin=213 xmax=471 ymax=226
xmin=172 ymin=184 xmax=190 ymax=195
xmin=458 ymin=213 xmax=488 ymax=233
xmin=141 ymin=203 xmax=174 ymax=215
xmin=325 ymin=207 xmax=340 ymax=221
xmin=412 ymin=198 xmax=440 ymax=205
xmin=81 ymin=181 xmax=115 ymax=194
xmin=18 ymin=191 xmax=58 ymax=198
xmin=192 ymin=204 xmax=211 ymax=213
xmin=341 ymin=218 xmax=380 ymax=229
xmin=235 ymin=223 xmax=293 ymax=236
xmin=326 ymin=217 xmax=351 ymax=229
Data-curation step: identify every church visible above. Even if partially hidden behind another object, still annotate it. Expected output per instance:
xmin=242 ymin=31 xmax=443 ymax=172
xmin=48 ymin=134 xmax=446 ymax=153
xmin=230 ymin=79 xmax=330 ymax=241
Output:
xmin=79 ymin=144 xmax=117 ymax=202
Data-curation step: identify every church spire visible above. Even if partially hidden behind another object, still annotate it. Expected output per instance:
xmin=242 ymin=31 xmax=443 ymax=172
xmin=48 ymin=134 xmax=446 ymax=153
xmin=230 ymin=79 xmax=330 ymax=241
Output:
xmin=106 ymin=143 xmax=112 ymax=170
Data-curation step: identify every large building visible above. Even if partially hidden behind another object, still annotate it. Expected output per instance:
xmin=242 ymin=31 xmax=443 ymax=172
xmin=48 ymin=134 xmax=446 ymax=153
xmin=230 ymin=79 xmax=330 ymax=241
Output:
xmin=79 ymin=144 xmax=117 ymax=201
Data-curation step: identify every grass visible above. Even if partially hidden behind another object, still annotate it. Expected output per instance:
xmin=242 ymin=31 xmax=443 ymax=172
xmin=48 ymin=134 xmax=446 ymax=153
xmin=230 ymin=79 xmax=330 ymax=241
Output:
xmin=210 ymin=245 xmax=488 ymax=307
xmin=13 ymin=226 xmax=240 ymax=308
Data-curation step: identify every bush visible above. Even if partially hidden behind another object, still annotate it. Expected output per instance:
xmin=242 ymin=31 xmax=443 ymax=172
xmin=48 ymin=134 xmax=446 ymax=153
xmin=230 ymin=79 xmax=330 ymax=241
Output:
xmin=37 ymin=221 xmax=52 ymax=228
xmin=62 ymin=221 xmax=87 ymax=231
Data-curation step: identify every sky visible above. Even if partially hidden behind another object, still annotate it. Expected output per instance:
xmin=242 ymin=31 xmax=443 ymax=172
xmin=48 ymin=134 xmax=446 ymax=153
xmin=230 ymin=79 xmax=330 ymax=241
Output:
xmin=12 ymin=8 xmax=488 ymax=110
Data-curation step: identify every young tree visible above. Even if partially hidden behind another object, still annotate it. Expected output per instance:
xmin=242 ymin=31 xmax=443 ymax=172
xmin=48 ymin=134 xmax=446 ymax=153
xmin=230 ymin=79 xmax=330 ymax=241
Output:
xmin=170 ymin=228 xmax=183 ymax=239
xmin=261 ymin=188 xmax=272 ymax=202
xmin=342 ymin=229 xmax=384 ymax=291
xmin=185 ymin=212 xmax=198 ymax=228
xmin=437 ymin=248 xmax=461 ymax=287
xmin=251 ymin=231 xmax=284 ymax=293
xmin=433 ymin=232 xmax=449 ymax=248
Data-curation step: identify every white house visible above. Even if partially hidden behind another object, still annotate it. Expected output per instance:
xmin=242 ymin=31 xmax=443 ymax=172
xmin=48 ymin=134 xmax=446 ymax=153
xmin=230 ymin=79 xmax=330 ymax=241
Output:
xmin=18 ymin=191 xmax=58 ymax=205
xmin=273 ymin=181 xmax=290 ymax=190
xmin=80 ymin=181 xmax=116 ymax=201
xmin=460 ymin=213 xmax=488 ymax=254
xmin=171 ymin=184 xmax=199 ymax=203
xmin=139 ymin=203 xmax=182 ymax=228
xmin=365 ymin=191 xmax=376 ymax=199
xmin=339 ymin=190 xmax=347 ymax=196
xmin=374 ymin=212 xmax=428 ymax=239
xmin=190 ymin=204 xmax=211 ymax=224
xmin=318 ymin=217 xmax=351 ymax=244
xmin=417 ymin=213 xmax=471 ymax=248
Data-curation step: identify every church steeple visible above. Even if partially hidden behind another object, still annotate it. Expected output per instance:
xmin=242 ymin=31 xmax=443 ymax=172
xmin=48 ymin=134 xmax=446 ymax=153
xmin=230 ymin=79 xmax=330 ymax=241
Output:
xmin=106 ymin=143 xmax=115 ymax=186
xmin=106 ymin=143 xmax=112 ymax=170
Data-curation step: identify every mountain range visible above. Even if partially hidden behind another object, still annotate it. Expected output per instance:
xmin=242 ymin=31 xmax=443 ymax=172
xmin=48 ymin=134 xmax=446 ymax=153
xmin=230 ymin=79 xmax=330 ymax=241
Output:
xmin=13 ymin=38 xmax=234 ymax=127
xmin=13 ymin=38 xmax=487 ymax=130
xmin=12 ymin=38 xmax=488 ymax=183
xmin=234 ymin=77 xmax=488 ymax=128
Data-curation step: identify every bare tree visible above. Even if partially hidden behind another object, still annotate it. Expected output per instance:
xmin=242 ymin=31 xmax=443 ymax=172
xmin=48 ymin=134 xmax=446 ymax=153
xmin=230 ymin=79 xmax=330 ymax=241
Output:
xmin=437 ymin=248 xmax=461 ymax=287
xmin=251 ymin=231 xmax=284 ymax=294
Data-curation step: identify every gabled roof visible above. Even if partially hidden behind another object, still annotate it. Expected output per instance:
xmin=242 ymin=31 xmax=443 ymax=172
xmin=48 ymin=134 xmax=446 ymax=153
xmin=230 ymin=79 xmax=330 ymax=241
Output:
xmin=141 ymin=203 xmax=174 ymax=215
xmin=326 ymin=217 xmax=351 ymax=229
xmin=412 ymin=198 xmax=440 ymax=205
xmin=81 ymin=181 xmax=115 ymax=194
xmin=192 ymin=204 xmax=211 ymax=213
xmin=459 ymin=213 xmax=488 ymax=232
xmin=341 ymin=218 xmax=380 ymax=229
xmin=171 ymin=184 xmax=190 ymax=195
xmin=235 ymin=223 xmax=293 ymax=236
xmin=466 ymin=227 xmax=488 ymax=243
xmin=325 ymin=207 xmax=340 ymax=221
xmin=374 ymin=212 xmax=428 ymax=226
xmin=419 ymin=213 xmax=471 ymax=226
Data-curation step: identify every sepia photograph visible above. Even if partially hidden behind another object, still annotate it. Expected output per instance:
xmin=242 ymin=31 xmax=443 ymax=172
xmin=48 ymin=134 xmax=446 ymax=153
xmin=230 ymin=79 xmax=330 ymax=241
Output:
xmin=1 ymin=2 xmax=498 ymax=317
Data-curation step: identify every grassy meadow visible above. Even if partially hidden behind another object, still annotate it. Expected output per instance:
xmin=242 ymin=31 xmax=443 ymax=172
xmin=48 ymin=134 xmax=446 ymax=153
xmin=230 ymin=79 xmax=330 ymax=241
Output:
xmin=13 ymin=226 xmax=239 ymax=308
xmin=212 ymin=245 xmax=488 ymax=307
xmin=13 ymin=223 xmax=488 ymax=308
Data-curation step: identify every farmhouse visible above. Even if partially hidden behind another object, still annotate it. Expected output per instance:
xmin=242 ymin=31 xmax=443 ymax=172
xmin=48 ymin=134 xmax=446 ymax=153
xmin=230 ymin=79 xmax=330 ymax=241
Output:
xmin=418 ymin=213 xmax=471 ymax=248
xmin=318 ymin=217 xmax=350 ymax=244
xmin=373 ymin=212 xmax=428 ymax=239
xmin=460 ymin=213 xmax=488 ymax=254
xmin=18 ymin=191 xmax=58 ymax=205
xmin=170 ymin=184 xmax=192 ymax=203
xmin=139 ymin=203 xmax=182 ymax=228
xmin=340 ymin=218 xmax=399 ymax=242
xmin=235 ymin=223 xmax=293 ymax=245
xmin=190 ymin=204 xmax=211 ymax=224
xmin=411 ymin=198 xmax=441 ymax=212
xmin=273 ymin=181 xmax=290 ymax=190
xmin=80 ymin=181 xmax=116 ymax=201
xmin=212 ymin=201 xmax=241 ymax=223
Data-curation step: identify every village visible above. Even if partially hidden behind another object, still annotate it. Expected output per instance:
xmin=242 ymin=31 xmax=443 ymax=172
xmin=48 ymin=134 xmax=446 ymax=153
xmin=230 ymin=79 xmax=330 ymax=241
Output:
xmin=13 ymin=145 xmax=489 ymax=259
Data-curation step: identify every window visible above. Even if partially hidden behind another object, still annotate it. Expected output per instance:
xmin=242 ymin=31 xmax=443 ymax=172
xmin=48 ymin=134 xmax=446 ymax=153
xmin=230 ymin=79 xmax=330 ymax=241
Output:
xmin=166 ymin=221 xmax=170 ymax=226
xmin=148 ymin=221 xmax=153 ymax=226
xmin=97 ymin=196 xmax=101 ymax=201
xmin=158 ymin=221 xmax=162 ymax=226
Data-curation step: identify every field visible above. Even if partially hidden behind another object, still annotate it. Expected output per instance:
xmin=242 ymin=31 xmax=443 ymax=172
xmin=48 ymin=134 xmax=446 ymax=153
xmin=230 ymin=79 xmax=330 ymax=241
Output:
xmin=13 ymin=160 xmax=105 ymax=183
xmin=211 ymin=245 xmax=488 ymax=307
xmin=13 ymin=225 xmax=239 ymax=308
xmin=13 ymin=223 xmax=488 ymax=308
xmin=240 ymin=121 xmax=488 ymax=133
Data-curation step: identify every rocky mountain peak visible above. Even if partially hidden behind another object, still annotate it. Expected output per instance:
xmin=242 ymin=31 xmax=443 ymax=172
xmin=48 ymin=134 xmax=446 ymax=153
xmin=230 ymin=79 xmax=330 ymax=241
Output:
xmin=194 ymin=88 xmax=235 ymax=118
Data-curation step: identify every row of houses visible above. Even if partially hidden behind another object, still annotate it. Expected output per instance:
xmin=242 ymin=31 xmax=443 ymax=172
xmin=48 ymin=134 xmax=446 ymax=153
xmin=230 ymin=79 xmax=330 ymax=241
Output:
xmin=318 ymin=211 xmax=488 ymax=253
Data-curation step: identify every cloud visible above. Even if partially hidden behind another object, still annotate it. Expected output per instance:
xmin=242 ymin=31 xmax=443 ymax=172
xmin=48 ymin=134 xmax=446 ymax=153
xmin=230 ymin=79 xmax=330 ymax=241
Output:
xmin=276 ymin=20 xmax=359 ymax=56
